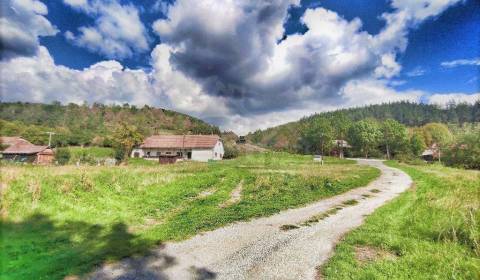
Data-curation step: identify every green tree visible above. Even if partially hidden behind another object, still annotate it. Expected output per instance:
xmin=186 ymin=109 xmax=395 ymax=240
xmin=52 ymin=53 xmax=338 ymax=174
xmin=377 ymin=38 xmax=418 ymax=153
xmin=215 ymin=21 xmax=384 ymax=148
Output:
xmin=348 ymin=119 xmax=381 ymax=158
xmin=422 ymin=123 xmax=453 ymax=163
xmin=330 ymin=113 xmax=351 ymax=158
xmin=382 ymin=119 xmax=408 ymax=159
xmin=410 ymin=132 xmax=426 ymax=157
xmin=301 ymin=118 xmax=334 ymax=155
xmin=111 ymin=122 xmax=144 ymax=163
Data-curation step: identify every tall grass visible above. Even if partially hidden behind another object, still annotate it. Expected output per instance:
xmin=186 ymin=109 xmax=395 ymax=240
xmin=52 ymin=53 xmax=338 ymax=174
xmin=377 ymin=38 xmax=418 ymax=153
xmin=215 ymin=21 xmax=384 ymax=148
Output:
xmin=0 ymin=153 xmax=379 ymax=279
xmin=321 ymin=161 xmax=480 ymax=280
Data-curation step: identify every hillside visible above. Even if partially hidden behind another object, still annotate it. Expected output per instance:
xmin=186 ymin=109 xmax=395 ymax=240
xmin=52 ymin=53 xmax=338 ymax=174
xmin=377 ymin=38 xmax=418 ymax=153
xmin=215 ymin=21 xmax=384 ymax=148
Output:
xmin=0 ymin=102 xmax=220 ymax=146
xmin=247 ymin=101 xmax=480 ymax=151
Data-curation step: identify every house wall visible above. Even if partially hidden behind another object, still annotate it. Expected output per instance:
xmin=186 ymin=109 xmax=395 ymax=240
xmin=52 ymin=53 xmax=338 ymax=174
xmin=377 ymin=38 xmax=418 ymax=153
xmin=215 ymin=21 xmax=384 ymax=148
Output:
xmin=131 ymin=140 xmax=224 ymax=162
xmin=2 ymin=154 xmax=37 ymax=163
xmin=213 ymin=141 xmax=224 ymax=160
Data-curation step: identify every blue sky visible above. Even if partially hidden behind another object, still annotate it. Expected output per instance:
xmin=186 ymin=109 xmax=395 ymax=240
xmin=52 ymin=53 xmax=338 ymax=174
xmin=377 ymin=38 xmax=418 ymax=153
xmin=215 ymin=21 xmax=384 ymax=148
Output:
xmin=1 ymin=0 xmax=479 ymax=133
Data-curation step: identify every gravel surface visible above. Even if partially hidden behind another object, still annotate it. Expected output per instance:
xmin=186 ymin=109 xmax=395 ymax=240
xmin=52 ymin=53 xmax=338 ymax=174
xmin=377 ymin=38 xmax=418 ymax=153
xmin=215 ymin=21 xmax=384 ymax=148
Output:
xmin=89 ymin=159 xmax=412 ymax=280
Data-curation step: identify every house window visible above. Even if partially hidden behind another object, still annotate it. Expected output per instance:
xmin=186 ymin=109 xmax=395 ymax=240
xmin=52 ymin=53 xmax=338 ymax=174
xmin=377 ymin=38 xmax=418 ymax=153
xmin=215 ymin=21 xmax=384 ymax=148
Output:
xmin=146 ymin=151 xmax=151 ymax=157
xmin=157 ymin=152 xmax=161 ymax=156
xmin=177 ymin=152 xmax=182 ymax=156
xmin=215 ymin=152 xmax=217 ymax=157
xmin=166 ymin=151 xmax=172 ymax=155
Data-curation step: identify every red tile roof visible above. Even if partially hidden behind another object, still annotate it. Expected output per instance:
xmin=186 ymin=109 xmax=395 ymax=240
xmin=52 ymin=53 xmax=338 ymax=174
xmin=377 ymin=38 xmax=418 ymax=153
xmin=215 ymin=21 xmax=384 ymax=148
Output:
xmin=2 ymin=142 xmax=48 ymax=155
xmin=0 ymin=136 xmax=31 ymax=147
xmin=141 ymin=135 xmax=220 ymax=149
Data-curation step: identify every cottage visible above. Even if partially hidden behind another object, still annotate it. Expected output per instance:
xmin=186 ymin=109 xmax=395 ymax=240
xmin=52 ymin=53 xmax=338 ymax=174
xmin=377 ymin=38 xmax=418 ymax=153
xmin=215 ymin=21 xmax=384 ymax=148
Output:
xmin=131 ymin=135 xmax=224 ymax=163
xmin=331 ymin=139 xmax=352 ymax=158
xmin=1 ymin=137 xmax=55 ymax=164
xmin=421 ymin=143 xmax=439 ymax=162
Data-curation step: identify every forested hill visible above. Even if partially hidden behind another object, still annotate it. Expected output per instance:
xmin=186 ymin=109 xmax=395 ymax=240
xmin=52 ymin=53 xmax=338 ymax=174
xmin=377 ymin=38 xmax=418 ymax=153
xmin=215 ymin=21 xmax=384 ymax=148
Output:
xmin=0 ymin=102 xmax=220 ymax=146
xmin=247 ymin=101 xmax=480 ymax=151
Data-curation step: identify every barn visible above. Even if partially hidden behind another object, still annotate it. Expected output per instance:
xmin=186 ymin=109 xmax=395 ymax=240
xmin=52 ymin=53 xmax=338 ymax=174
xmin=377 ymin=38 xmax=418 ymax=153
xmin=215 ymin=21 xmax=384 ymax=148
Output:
xmin=1 ymin=137 xmax=55 ymax=164
xmin=131 ymin=135 xmax=224 ymax=162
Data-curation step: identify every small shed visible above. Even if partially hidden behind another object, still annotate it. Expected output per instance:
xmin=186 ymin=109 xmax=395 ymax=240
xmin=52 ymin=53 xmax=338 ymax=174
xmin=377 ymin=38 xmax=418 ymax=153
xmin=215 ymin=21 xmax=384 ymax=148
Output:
xmin=1 ymin=141 xmax=55 ymax=164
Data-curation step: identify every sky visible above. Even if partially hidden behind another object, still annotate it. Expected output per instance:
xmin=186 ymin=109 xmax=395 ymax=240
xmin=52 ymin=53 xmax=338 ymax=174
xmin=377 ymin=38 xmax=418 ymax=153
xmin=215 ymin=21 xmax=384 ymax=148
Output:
xmin=0 ymin=0 xmax=479 ymax=134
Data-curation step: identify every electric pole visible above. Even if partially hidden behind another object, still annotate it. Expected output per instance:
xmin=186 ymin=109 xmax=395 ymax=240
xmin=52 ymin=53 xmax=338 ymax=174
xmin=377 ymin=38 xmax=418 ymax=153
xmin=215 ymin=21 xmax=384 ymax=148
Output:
xmin=46 ymin=132 xmax=56 ymax=147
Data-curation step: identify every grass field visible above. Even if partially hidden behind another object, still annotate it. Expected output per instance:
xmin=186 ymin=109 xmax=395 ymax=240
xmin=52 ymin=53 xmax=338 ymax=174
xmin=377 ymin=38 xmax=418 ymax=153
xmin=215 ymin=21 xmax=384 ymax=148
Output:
xmin=321 ymin=161 xmax=480 ymax=280
xmin=0 ymin=153 xmax=379 ymax=279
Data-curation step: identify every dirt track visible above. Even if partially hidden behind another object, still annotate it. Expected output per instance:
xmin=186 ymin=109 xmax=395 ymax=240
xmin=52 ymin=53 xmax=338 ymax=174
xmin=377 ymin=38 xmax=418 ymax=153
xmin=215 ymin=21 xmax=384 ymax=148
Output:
xmin=89 ymin=159 xmax=412 ymax=280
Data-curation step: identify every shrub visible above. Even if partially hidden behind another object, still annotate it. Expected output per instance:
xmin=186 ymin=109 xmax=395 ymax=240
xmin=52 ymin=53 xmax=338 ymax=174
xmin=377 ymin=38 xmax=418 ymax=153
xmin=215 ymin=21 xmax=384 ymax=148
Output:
xmin=223 ymin=144 xmax=239 ymax=159
xmin=55 ymin=148 xmax=71 ymax=165
xmin=443 ymin=132 xmax=480 ymax=169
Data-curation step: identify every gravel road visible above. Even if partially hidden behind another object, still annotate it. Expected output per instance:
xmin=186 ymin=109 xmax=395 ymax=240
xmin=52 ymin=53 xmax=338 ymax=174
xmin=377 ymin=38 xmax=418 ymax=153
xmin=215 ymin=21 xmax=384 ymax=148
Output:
xmin=89 ymin=159 xmax=412 ymax=280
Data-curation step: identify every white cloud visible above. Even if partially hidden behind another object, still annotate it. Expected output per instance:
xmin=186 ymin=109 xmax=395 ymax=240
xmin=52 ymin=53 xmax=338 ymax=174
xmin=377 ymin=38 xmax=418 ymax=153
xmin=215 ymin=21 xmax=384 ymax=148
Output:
xmin=427 ymin=93 xmax=480 ymax=106
xmin=0 ymin=0 xmax=469 ymax=134
xmin=441 ymin=58 xmax=480 ymax=68
xmin=405 ymin=66 xmax=427 ymax=77
xmin=64 ymin=0 xmax=150 ymax=59
xmin=0 ymin=0 xmax=58 ymax=59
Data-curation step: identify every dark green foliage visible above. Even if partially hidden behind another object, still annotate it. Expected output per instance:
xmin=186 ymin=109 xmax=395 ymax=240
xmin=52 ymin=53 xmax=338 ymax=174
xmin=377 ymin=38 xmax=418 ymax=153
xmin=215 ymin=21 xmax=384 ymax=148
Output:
xmin=0 ymin=102 xmax=220 ymax=146
xmin=347 ymin=119 xmax=382 ymax=158
xmin=410 ymin=132 xmax=426 ymax=156
xmin=54 ymin=148 xmax=71 ymax=165
xmin=248 ymin=101 xmax=480 ymax=151
xmin=444 ymin=132 xmax=480 ymax=169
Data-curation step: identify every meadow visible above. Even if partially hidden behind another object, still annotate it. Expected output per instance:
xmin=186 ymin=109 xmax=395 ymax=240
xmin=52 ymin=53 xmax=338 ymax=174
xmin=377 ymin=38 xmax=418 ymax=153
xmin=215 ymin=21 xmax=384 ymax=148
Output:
xmin=321 ymin=161 xmax=480 ymax=279
xmin=0 ymin=153 xmax=379 ymax=279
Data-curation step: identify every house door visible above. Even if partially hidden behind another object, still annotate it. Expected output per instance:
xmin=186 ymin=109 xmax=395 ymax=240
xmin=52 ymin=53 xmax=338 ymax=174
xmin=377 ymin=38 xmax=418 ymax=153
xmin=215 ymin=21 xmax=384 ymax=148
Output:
xmin=134 ymin=152 xmax=140 ymax=158
xmin=187 ymin=151 xmax=192 ymax=159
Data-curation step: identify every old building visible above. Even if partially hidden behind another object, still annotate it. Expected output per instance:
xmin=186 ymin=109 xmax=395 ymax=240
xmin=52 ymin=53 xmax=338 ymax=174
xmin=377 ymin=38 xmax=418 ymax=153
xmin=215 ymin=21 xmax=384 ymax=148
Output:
xmin=131 ymin=135 xmax=224 ymax=162
xmin=1 ymin=137 xmax=55 ymax=164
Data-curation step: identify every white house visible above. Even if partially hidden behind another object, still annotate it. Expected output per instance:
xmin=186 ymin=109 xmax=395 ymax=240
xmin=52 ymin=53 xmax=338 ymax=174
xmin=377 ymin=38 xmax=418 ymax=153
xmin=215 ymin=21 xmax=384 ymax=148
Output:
xmin=131 ymin=135 xmax=224 ymax=162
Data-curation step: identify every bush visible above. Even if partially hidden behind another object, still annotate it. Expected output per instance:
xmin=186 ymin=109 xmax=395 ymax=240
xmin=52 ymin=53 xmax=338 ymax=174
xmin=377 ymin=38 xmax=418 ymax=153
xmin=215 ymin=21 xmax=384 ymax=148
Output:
xmin=55 ymin=148 xmax=71 ymax=165
xmin=443 ymin=132 xmax=480 ymax=169
xmin=223 ymin=144 xmax=239 ymax=159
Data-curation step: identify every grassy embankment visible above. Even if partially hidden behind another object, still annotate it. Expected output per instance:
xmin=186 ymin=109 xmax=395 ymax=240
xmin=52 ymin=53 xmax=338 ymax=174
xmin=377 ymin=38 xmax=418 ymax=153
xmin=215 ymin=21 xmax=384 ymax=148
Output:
xmin=321 ymin=161 xmax=480 ymax=280
xmin=0 ymin=153 xmax=379 ymax=279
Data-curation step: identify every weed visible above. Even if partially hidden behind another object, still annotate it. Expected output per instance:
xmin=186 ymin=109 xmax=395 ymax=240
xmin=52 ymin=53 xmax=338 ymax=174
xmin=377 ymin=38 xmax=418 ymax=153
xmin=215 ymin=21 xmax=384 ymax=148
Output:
xmin=342 ymin=199 xmax=358 ymax=206
xmin=280 ymin=224 xmax=300 ymax=231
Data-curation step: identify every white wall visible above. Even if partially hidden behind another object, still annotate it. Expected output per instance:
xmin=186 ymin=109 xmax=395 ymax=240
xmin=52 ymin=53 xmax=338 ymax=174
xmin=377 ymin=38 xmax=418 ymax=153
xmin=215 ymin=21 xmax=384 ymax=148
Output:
xmin=191 ymin=149 xmax=213 ymax=162
xmin=213 ymin=141 xmax=224 ymax=160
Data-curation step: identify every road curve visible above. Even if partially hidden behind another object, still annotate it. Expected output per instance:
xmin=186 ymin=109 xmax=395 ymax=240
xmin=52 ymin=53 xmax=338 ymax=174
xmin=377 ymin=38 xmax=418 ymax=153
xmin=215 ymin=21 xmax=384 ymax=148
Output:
xmin=89 ymin=159 xmax=412 ymax=280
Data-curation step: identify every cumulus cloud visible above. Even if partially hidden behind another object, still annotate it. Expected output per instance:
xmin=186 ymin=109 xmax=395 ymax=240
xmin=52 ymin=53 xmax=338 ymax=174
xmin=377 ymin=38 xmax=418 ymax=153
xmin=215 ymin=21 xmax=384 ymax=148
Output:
xmin=441 ymin=58 xmax=480 ymax=68
xmin=427 ymin=92 xmax=480 ymax=105
xmin=0 ymin=0 xmax=58 ymax=59
xmin=0 ymin=0 xmax=471 ymax=134
xmin=0 ymin=46 xmax=156 ymax=105
xmin=63 ymin=0 xmax=150 ymax=59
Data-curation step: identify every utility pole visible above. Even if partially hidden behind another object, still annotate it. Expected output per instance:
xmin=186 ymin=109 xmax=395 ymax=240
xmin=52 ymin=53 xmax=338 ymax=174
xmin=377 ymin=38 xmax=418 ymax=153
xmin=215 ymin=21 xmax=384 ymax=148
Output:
xmin=46 ymin=132 xmax=56 ymax=147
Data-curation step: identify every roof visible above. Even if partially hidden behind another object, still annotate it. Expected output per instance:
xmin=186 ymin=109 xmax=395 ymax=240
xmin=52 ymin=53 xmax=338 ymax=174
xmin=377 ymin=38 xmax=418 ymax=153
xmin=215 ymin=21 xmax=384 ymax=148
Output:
xmin=0 ymin=136 xmax=31 ymax=147
xmin=38 ymin=148 xmax=55 ymax=155
xmin=2 ymin=142 xmax=48 ymax=155
xmin=141 ymin=135 xmax=220 ymax=149
xmin=333 ymin=139 xmax=352 ymax=148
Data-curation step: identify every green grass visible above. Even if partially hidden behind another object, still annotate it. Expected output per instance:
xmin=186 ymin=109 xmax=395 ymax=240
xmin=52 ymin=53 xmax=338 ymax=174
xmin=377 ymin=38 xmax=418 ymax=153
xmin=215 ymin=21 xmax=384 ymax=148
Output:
xmin=321 ymin=161 xmax=480 ymax=280
xmin=0 ymin=153 xmax=379 ymax=279
xmin=68 ymin=146 xmax=115 ymax=158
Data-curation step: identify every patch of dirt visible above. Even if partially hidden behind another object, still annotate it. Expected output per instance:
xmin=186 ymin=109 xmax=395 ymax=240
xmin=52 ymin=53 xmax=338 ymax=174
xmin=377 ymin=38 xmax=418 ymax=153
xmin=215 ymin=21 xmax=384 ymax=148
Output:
xmin=197 ymin=188 xmax=216 ymax=199
xmin=219 ymin=180 xmax=243 ymax=208
xmin=370 ymin=189 xmax=381 ymax=193
xmin=354 ymin=245 xmax=397 ymax=264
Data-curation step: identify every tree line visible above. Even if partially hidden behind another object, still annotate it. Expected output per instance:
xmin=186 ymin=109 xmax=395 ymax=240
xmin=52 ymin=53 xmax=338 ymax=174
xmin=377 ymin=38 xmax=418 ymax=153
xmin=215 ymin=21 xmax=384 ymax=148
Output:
xmin=0 ymin=102 xmax=221 ymax=147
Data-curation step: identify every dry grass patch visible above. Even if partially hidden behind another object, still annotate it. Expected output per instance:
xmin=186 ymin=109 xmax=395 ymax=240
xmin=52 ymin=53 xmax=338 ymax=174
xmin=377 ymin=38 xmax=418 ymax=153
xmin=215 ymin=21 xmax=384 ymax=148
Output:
xmin=354 ymin=245 xmax=397 ymax=264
